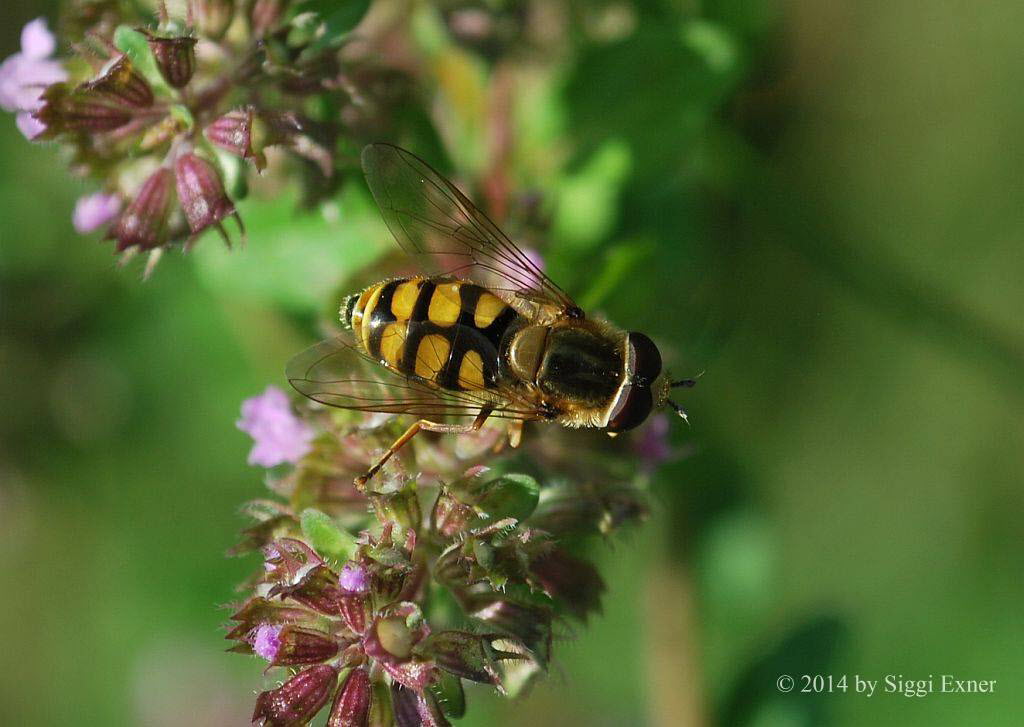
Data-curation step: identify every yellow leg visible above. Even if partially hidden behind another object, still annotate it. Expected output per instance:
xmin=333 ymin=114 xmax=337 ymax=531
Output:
xmin=508 ymin=420 xmax=524 ymax=449
xmin=355 ymin=408 xmax=492 ymax=487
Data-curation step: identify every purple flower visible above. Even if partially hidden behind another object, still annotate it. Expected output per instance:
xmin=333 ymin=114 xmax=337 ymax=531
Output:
xmin=0 ymin=18 xmax=66 ymax=125
xmin=237 ymin=386 xmax=314 ymax=467
xmin=15 ymin=111 xmax=45 ymax=140
xmin=633 ymin=413 xmax=675 ymax=471
xmin=252 ymin=624 xmax=283 ymax=662
xmin=524 ymin=247 xmax=545 ymax=272
xmin=338 ymin=562 xmax=370 ymax=594
xmin=72 ymin=192 xmax=122 ymax=233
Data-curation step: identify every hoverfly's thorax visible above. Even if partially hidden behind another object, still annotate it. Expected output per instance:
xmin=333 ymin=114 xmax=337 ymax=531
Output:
xmin=537 ymin=326 xmax=623 ymax=408
xmin=507 ymin=325 xmax=550 ymax=383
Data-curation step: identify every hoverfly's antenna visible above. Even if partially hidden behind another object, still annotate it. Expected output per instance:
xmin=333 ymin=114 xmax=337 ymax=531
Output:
xmin=667 ymin=399 xmax=690 ymax=426
xmin=671 ymin=370 xmax=705 ymax=389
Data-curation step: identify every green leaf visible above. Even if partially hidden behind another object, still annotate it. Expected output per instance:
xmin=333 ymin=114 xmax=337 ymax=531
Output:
xmin=294 ymin=0 xmax=373 ymax=53
xmin=474 ymin=473 xmax=541 ymax=523
xmin=299 ymin=508 xmax=357 ymax=564
xmin=427 ymin=671 xmax=466 ymax=719
xmin=552 ymin=139 xmax=632 ymax=251
xmin=191 ymin=181 xmax=390 ymax=314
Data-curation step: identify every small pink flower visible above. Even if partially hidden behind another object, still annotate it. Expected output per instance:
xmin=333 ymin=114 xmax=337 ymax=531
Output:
xmin=72 ymin=192 xmax=122 ymax=233
xmin=237 ymin=386 xmax=314 ymax=467
xmin=338 ymin=562 xmax=370 ymax=594
xmin=252 ymin=624 xmax=283 ymax=662
xmin=15 ymin=111 xmax=45 ymax=140
xmin=0 ymin=18 xmax=66 ymax=129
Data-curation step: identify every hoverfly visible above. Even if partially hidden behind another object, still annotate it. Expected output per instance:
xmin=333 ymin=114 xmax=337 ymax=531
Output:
xmin=288 ymin=143 xmax=696 ymax=486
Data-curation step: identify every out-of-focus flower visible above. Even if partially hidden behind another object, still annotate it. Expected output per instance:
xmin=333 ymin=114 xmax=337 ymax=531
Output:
xmin=237 ymin=386 xmax=314 ymax=467
xmin=15 ymin=111 xmax=45 ymax=139
xmin=73 ymin=192 xmax=122 ymax=233
xmin=1 ymin=1 xmax=401 ymax=271
xmin=633 ymin=413 xmax=676 ymax=472
xmin=0 ymin=18 xmax=66 ymax=111
xmin=0 ymin=18 xmax=67 ymax=138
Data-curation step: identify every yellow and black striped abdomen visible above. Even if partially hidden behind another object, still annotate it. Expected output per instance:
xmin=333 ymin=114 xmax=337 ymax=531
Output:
xmin=348 ymin=277 xmax=519 ymax=392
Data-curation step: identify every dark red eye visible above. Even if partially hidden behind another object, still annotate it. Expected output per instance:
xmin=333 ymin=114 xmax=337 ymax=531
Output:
xmin=627 ymin=332 xmax=662 ymax=385
xmin=607 ymin=385 xmax=653 ymax=432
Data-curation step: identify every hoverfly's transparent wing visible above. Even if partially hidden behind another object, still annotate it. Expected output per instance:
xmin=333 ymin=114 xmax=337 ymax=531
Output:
xmin=361 ymin=143 xmax=581 ymax=317
xmin=287 ymin=333 xmax=544 ymax=421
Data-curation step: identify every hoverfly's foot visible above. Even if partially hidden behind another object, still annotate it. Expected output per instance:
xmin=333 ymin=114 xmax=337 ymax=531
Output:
xmin=672 ymin=378 xmax=697 ymax=389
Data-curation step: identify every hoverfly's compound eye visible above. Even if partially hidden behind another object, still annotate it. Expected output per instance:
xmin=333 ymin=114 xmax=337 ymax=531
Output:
xmin=627 ymin=332 xmax=662 ymax=385
xmin=607 ymin=384 xmax=654 ymax=433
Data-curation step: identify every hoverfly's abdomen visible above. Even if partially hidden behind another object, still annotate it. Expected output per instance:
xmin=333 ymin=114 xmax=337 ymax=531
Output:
xmin=348 ymin=277 xmax=519 ymax=392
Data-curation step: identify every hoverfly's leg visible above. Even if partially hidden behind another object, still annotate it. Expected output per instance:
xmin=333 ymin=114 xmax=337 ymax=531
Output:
xmin=507 ymin=420 xmax=524 ymax=449
xmin=355 ymin=408 xmax=493 ymax=488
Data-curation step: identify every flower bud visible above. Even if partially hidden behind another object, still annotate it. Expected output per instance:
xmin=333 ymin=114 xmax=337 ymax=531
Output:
xmin=530 ymin=548 xmax=605 ymax=621
xmin=414 ymin=631 xmax=506 ymax=687
xmin=267 ymin=564 xmax=346 ymax=615
xmin=327 ymin=668 xmax=372 ymax=727
xmin=252 ymin=664 xmax=338 ymax=726
xmin=249 ymin=0 xmax=286 ymax=37
xmin=144 ymin=32 xmax=197 ymax=89
xmin=173 ymin=152 xmax=240 ymax=240
xmin=84 ymin=55 xmax=153 ymax=108
xmin=204 ymin=107 xmax=269 ymax=170
xmin=108 ymin=167 xmax=175 ymax=251
xmin=269 ymin=625 xmax=340 ymax=666
xmin=35 ymin=84 xmax=132 ymax=135
xmin=194 ymin=0 xmax=236 ymax=40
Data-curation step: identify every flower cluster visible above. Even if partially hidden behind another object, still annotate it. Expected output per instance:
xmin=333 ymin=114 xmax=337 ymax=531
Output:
xmin=229 ymin=387 xmax=672 ymax=724
xmin=1 ymin=1 xmax=398 ymax=271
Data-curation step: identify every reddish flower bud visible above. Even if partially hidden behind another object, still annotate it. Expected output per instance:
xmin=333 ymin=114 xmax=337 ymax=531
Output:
xmin=173 ymin=152 xmax=241 ymax=240
xmin=194 ymin=0 xmax=236 ymax=40
xmin=338 ymin=594 xmax=369 ymax=634
xmin=391 ymin=685 xmax=450 ymax=727
xmin=252 ymin=664 xmax=338 ymax=726
xmin=144 ymin=32 xmax=197 ymax=88
xmin=278 ymin=625 xmax=340 ymax=665
xmin=327 ymin=668 xmax=372 ymax=727
xmin=268 ymin=565 xmax=344 ymax=615
xmin=431 ymin=489 xmax=476 ymax=538
xmin=249 ymin=0 xmax=285 ymax=37
xmin=530 ymin=548 xmax=605 ymax=621
xmin=107 ymin=168 xmax=175 ymax=251
xmin=35 ymin=84 xmax=132 ymax=135
xmin=466 ymin=596 xmax=551 ymax=668
xmin=83 ymin=55 xmax=153 ymax=108
xmin=204 ymin=107 xmax=268 ymax=170
xmin=225 ymin=597 xmax=311 ymax=643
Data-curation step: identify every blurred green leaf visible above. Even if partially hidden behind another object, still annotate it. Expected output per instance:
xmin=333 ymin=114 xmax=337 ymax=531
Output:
xmin=552 ymin=140 xmax=632 ymax=251
xmin=300 ymin=508 xmax=358 ymax=564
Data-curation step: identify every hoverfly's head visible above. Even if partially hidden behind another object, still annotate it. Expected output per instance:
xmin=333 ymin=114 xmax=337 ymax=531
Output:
xmin=607 ymin=331 xmax=700 ymax=433
xmin=607 ymin=332 xmax=662 ymax=433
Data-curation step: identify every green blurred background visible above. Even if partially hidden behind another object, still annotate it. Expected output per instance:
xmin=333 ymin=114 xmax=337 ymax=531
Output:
xmin=2 ymin=1 xmax=1023 ymax=725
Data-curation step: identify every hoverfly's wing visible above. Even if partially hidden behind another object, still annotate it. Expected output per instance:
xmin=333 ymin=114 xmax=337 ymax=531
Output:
xmin=287 ymin=333 xmax=545 ymax=421
xmin=362 ymin=143 xmax=580 ymax=317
